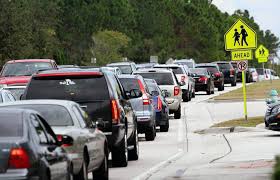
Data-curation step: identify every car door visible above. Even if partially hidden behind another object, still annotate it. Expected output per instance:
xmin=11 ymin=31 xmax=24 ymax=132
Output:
xmin=72 ymin=105 xmax=102 ymax=171
xmin=30 ymin=114 xmax=68 ymax=180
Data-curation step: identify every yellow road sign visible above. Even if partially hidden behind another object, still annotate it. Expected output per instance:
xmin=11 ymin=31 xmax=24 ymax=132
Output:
xmin=224 ymin=19 xmax=257 ymax=51
xmin=231 ymin=50 xmax=252 ymax=61
xmin=258 ymin=57 xmax=268 ymax=63
xmin=255 ymin=45 xmax=269 ymax=59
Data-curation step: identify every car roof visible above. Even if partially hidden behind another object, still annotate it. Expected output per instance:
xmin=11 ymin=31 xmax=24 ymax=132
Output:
xmin=6 ymin=59 xmax=54 ymax=64
xmin=134 ymin=68 xmax=172 ymax=73
xmin=154 ymin=64 xmax=182 ymax=68
xmin=33 ymin=68 xmax=106 ymax=77
xmin=212 ymin=61 xmax=230 ymax=64
xmin=107 ymin=62 xmax=135 ymax=66
xmin=0 ymin=108 xmax=39 ymax=116
xmin=174 ymin=59 xmax=195 ymax=62
xmin=118 ymin=74 xmax=142 ymax=79
xmin=196 ymin=63 xmax=218 ymax=67
xmin=0 ymin=99 xmax=77 ymax=107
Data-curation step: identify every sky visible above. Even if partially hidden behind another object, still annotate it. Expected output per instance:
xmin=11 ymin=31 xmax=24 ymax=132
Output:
xmin=212 ymin=0 xmax=280 ymax=39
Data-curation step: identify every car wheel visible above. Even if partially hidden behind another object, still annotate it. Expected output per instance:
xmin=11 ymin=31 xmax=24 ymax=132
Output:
xmin=206 ymin=89 xmax=211 ymax=95
xmin=92 ymin=150 xmax=108 ymax=180
xmin=188 ymin=91 xmax=192 ymax=101
xmin=74 ymin=159 xmax=88 ymax=180
xmin=182 ymin=91 xmax=189 ymax=102
xmin=128 ymin=129 xmax=139 ymax=160
xmin=160 ymin=120 xmax=169 ymax=132
xmin=145 ymin=125 xmax=156 ymax=141
xmin=231 ymin=80 xmax=237 ymax=86
xmin=218 ymin=83 xmax=223 ymax=91
xmin=112 ymin=134 xmax=128 ymax=167
xmin=192 ymin=90 xmax=195 ymax=98
xmin=174 ymin=106 xmax=181 ymax=119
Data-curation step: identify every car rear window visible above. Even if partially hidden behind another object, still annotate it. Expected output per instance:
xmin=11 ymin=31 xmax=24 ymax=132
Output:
xmin=119 ymin=78 xmax=140 ymax=91
xmin=0 ymin=113 xmax=23 ymax=137
xmin=135 ymin=73 xmax=174 ymax=85
xmin=109 ymin=65 xmax=132 ymax=74
xmin=156 ymin=67 xmax=184 ymax=74
xmin=190 ymin=68 xmax=208 ymax=75
xmin=5 ymin=105 xmax=73 ymax=126
xmin=256 ymin=69 xmax=264 ymax=75
xmin=217 ymin=63 xmax=232 ymax=70
xmin=196 ymin=66 xmax=218 ymax=73
xmin=146 ymin=82 xmax=160 ymax=93
xmin=26 ymin=76 xmax=109 ymax=101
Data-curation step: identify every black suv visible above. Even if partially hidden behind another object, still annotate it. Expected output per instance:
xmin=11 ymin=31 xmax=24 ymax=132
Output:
xmin=213 ymin=61 xmax=237 ymax=86
xmin=22 ymin=69 xmax=139 ymax=167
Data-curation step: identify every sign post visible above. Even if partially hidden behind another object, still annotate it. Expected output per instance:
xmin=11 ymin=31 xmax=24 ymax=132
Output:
xmin=224 ymin=19 xmax=257 ymax=121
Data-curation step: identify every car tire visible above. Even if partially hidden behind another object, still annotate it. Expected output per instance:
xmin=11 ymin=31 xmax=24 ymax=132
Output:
xmin=182 ymin=91 xmax=189 ymax=102
xmin=92 ymin=150 xmax=108 ymax=180
xmin=174 ymin=106 xmax=181 ymax=119
xmin=192 ymin=89 xmax=195 ymax=98
xmin=145 ymin=125 xmax=156 ymax=141
xmin=160 ymin=121 xmax=169 ymax=132
xmin=231 ymin=80 xmax=237 ymax=86
xmin=206 ymin=89 xmax=211 ymax=95
xmin=218 ymin=83 xmax=223 ymax=91
xmin=128 ymin=129 xmax=139 ymax=161
xmin=112 ymin=134 xmax=128 ymax=167
xmin=74 ymin=159 xmax=88 ymax=180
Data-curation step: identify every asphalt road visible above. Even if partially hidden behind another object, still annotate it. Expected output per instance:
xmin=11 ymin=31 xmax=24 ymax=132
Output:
xmin=105 ymin=83 xmax=246 ymax=180
xmin=86 ymin=83 xmax=279 ymax=180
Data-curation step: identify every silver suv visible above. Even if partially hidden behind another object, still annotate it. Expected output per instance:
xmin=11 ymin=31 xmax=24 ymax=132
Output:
xmin=133 ymin=69 xmax=182 ymax=119
xmin=154 ymin=64 xmax=194 ymax=102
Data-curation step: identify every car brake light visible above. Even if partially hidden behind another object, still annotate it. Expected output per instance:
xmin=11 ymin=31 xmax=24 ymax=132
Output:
xmin=142 ymin=93 xmax=151 ymax=105
xmin=198 ymin=76 xmax=208 ymax=83
xmin=111 ymin=99 xmax=120 ymax=124
xmin=157 ymin=97 xmax=162 ymax=111
xmin=230 ymin=69 xmax=235 ymax=75
xmin=214 ymin=72 xmax=221 ymax=77
xmin=174 ymin=86 xmax=180 ymax=96
xmin=56 ymin=135 xmax=72 ymax=147
xmin=9 ymin=148 xmax=30 ymax=169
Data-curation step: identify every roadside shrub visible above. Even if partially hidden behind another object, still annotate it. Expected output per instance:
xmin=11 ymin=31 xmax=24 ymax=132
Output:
xmin=273 ymin=156 xmax=280 ymax=180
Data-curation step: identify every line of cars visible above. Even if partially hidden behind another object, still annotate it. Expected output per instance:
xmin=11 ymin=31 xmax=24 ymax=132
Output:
xmin=0 ymin=58 xmax=277 ymax=179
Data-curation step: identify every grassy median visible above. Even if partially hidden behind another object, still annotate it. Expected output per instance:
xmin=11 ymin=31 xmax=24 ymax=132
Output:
xmin=213 ymin=80 xmax=280 ymax=101
xmin=212 ymin=116 xmax=264 ymax=127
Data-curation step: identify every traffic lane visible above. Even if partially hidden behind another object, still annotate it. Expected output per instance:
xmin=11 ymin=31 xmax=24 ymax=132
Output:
xmin=107 ymin=116 xmax=184 ymax=180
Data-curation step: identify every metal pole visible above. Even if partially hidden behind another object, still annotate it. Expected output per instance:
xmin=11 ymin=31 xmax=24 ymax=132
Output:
xmin=242 ymin=71 xmax=248 ymax=121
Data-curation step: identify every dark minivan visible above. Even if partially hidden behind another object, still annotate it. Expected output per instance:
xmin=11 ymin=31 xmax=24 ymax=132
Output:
xmin=213 ymin=61 xmax=237 ymax=86
xmin=22 ymin=69 xmax=139 ymax=167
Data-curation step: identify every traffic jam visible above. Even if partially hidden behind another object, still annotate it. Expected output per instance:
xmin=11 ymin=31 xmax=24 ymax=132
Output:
xmin=0 ymin=57 xmax=274 ymax=180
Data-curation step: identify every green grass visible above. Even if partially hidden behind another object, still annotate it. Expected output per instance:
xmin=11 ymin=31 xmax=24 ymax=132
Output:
xmin=273 ymin=156 xmax=280 ymax=180
xmin=214 ymin=80 xmax=280 ymax=101
xmin=212 ymin=116 xmax=264 ymax=127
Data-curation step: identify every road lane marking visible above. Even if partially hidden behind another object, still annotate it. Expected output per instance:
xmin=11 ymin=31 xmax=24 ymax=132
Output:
xmin=133 ymin=108 xmax=187 ymax=180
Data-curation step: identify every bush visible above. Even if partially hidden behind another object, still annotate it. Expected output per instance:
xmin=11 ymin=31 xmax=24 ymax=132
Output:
xmin=273 ymin=156 xmax=280 ymax=180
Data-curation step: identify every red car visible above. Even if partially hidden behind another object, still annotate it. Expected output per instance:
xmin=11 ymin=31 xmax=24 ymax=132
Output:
xmin=0 ymin=59 xmax=58 ymax=85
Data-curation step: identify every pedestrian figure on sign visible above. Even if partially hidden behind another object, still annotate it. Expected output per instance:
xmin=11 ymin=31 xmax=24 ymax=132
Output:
xmin=259 ymin=49 xmax=262 ymax=55
xmin=240 ymin=25 xmax=248 ymax=46
xmin=233 ymin=29 xmax=240 ymax=46
xmin=262 ymin=48 xmax=265 ymax=55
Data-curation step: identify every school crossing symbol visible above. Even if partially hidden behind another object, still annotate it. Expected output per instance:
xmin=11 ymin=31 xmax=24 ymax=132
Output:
xmin=224 ymin=19 xmax=257 ymax=51
xmin=255 ymin=45 xmax=269 ymax=63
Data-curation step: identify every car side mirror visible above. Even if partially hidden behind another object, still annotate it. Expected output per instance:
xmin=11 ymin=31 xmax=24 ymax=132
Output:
xmin=162 ymin=90 xmax=171 ymax=98
xmin=57 ymin=135 xmax=74 ymax=147
xmin=126 ymin=89 xmax=142 ymax=99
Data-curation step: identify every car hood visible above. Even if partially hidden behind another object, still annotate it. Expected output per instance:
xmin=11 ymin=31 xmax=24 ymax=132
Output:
xmin=0 ymin=76 xmax=31 ymax=85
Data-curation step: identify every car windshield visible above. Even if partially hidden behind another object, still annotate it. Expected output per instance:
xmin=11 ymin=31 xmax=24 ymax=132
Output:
xmin=26 ymin=76 xmax=109 ymax=101
xmin=1 ymin=62 xmax=52 ymax=77
xmin=175 ymin=61 xmax=194 ymax=68
xmin=5 ymin=105 xmax=73 ymax=126
xmin=217 ymin=63 xmax=231 ymax=70
xmin=0 ymin=113 xmax=23 ymax=137
xmin=190 ymin=68 xmax=207 ymax=75
xmin=135 ymin=73 xmax=174 ymax=85
xmin=146 ymin=82 xmax=160 ymax=93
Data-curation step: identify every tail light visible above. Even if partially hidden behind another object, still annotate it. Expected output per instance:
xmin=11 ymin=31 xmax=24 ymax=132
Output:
xmin=198 ymin=76 xmax=208 ymax=83
xmin=174 ymin=86 xmax=180 ymax=96
xmin=138 ymin=79 xmax=151 ymax=105
xmin=56 ymin=135 xmax=72 ymax=147
xmin=157 ymin=97 xmax=162 ymax=111
xmin=9 ymin=148 xmax=30 ymax=169
xmin=214 ymin=72 xmax=221 ymax=78
xmin=181 ymin=76 xmax=186 ymax=82
xmin=230 ymin=69 xmax=235 ymax=76
xmin=111 ymin=99 xmax=120 ymax=124
xmin=142 ymin=93 xmax=151 ymax=105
